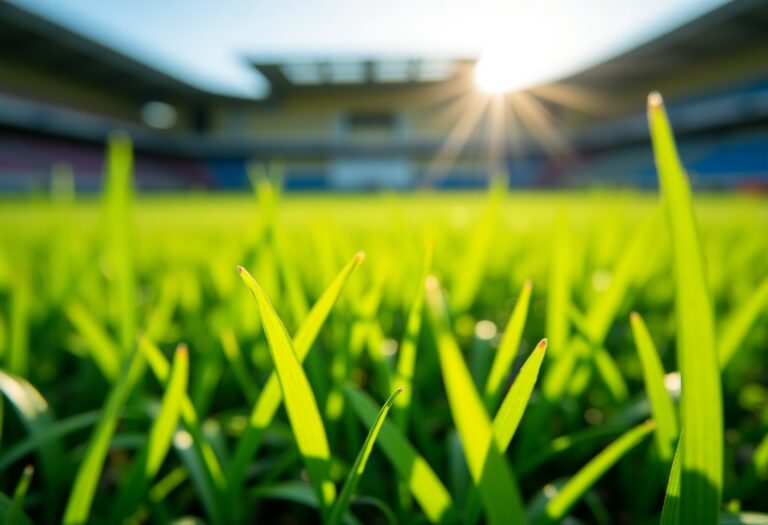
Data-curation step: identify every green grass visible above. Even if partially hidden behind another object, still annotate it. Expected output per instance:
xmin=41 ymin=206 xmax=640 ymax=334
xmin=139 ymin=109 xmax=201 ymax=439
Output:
xmin=1 ymin=94 xmax=768 ymax=524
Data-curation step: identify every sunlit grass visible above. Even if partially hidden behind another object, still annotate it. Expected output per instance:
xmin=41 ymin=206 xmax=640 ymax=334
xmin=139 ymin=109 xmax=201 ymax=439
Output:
xmin=0 ymin=93 xmax=767 ymax=524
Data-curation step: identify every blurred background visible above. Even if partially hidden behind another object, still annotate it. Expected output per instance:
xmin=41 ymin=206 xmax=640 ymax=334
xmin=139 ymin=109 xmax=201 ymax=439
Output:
xmin=1 ymin=0 xmax=767 ymax=192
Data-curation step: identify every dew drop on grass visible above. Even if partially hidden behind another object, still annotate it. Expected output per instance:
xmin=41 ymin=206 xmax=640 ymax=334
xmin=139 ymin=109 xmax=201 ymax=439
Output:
xmin=474 ymin=320 xmax=498 ymax=341
xmin=663 ymin=372 xmax=681 ymax=397
xmin=543 ymin=484 xmax=559 ymax=498
xmin=381 ymin=338 xmax=398 ymax=357
xmin=173 ymin=430 xmax=193 ymax=449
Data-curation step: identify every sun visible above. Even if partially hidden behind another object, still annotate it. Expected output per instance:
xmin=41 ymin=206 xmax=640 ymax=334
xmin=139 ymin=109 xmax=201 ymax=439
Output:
xmin=474 ymin=39 xmax=578 ymax=95
xmin=474 ymin=50 xmax=526 ymax=94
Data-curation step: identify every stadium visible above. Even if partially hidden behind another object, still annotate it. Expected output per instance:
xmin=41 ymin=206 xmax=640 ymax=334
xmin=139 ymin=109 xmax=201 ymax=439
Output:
xmin=1 ymin=0 xmax=767 ymax=190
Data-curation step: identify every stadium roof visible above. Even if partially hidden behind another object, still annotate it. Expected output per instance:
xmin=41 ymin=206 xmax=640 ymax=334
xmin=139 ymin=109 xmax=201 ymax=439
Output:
xmin=250 ymin=59 xmax=475 ymax=96
xmin=563 ymin=0 xmax=768 ymax=91
xmin=0 ymin=2 xmax=225 ymax=104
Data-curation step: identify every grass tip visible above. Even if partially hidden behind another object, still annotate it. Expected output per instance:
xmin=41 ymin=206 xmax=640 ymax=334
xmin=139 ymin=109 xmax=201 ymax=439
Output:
xmin=354 ymin=251 xmax=366 ymax=263
xmin=425 ymin=275 xmax=440 ymax=292
xmin=630 ymin=311 xmax=640 ymax=323
xmin=537 ymin=338 xmax=548 ymax=350
xmin=23 ymin=464 xmax=34 ymax=475
xmin=523 ymin=279 xmax=533 ymax=291
xmin=648 ymin=91 xmax=664 ymax=109
xmin=236 ymin=265 xmax=246 ymax=274
xmin=397 ymin=386 xmax=405 ymax=393
xmin=176 ymin=343 xmax=189 ymax=356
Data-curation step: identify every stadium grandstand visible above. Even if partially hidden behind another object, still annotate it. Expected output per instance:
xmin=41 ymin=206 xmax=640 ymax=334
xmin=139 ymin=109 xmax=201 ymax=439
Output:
xmin=0 ymin=0 xmax=767 ymax=191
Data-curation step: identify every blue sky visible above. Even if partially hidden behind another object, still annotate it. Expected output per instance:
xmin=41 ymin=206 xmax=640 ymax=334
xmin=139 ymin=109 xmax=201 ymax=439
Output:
xmin=13 ymin=0 xmax=726 ymax=98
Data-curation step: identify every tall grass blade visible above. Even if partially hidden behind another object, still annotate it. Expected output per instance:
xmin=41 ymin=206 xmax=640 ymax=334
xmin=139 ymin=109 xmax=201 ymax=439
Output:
xmin=661 ymin=436 xmax=682 ymax=525
xmin=484 ymin=280 xmax=533 ymax=410
xmin=111 ymin=344 xmax=189 ymax=522
xmin=137 ymin=337 xmax=227 ymax=519
xmin=630 ymin=312 xmax=678 ymax=464
xmin=220 ymin=329 xmax=259 ymax=404
xmin=0 ymin=371 xmax=65 ymax=486
xmin=251 ymin=481 xmax=361 ymax=525
xmin=344 ymin=385 xmax=455 ymax=524
xmin=8 ymin=275 xmax=29 ymax=378
xmin=238 ymin=265 xmax=337 ymax=516
xmin=65 ymin=301 xmax=121 ymax=381
xmin=547 ymin=211 xmax=571 ymax=357
xmin=6 ymin=465 xmax=33 ymax=525
xmin=146 ymin=344 xmax=188 ymax=475
xmin=534 ymin=421 xmax=654 ymax=525
xmin=102 ymin=131 xmax=136 ymax=355
xmin=720 ymin=514 xmax=768 ymax=525
xmin=465 ymin=339 xmax=547 ymax=524
xmin=393 ymin=243 xmax=432 ymax=429
xmin=582 ymin=211 xmax=658 ymax=345
xmin=517 ymin=425 xmax=628 ymax=477
xmin=425 ymin=276 xmax=525 ymax=525
xmin=649 ymin=91 xmax=722 ymax=525
xmin=718 ymin=275 xmax=768 ymax=369
xmin=450 ymin=179 xmax=504 ymax=313
xmin=0 ymin=411 xmax=100 ymax=473
xmin=63 ymin=349 xmax=146 ymax=525
xmin=229 ymin=252 xmax=363 ymax=494
xmin=329 ymin=387 xmax=403 ymax=525
xmin=492 ymin=339 xmax=547 ymax=450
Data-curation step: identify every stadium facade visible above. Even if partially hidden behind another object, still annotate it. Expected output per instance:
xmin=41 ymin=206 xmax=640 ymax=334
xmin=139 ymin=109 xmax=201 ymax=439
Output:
xmin=1 ymin=0 xmax=767 ymax=191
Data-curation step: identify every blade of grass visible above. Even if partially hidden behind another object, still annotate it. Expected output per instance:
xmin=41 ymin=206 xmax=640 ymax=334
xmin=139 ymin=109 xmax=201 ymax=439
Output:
xmin=8 ymin=274 xmax=29 ymax=378
xmin=251 ymin=481 xmax=361 ymax=525
xmin=238 ymin=265 xmax=337 ymax=516
xmin=517 ymin=425 xmax=629 ymax=477
xmin=720 ymin=513 xmax=768 ymax=525
xmin=484 ymin=280 xmax=533 ymax=411
xmin=547 ymin=210 xmax=571 ymax=358
xmin=0 ymin=411 xmax=100 ymax=473
xmin=344 ymin=384 xmax=456 ymax=524
xmin=593 ymin=344 xmax=629 ymax=403
xmin=465 ymin=339 xmax=547 ymax=524
xmin=328 ymin=387 xmax=403 ymax=525
xmin=718 ymin=275 xmax=768 ymax=369
xmin=393 ymin=242 xmax=433 ymax=429
xmin=533 ymin=421 xmax=655 ymax=525
xmin=48 ymin=162 xmax=75 ymax=305
xmin=5 ymin=465 xmax=33 ymax=525
xmin=65 ymin=301 xmax=121 ymax=381
xmin=582 ymin=210 xmax=659 ymax=346
xmin=63 ymin=349 xmax=146 ymax=525
xmin=649 ymin=91 xmax=722 ymax=525
xmin=492 ymin=339 xmax=547 ymax=450
xmin=147 ymin=344 xmax=188 ymax=474
xmin=219 ymin=329 xmax=259 ymax=404
xmin=137 ymin=337 xmax=227 ymax=519
xmin=110 ymin=344 xmax=189 ymax=522
xmin=425 ymin=276 xmax=525 ymax=525
xmin=228 ymin=252 xmax=363 ymax=495
xmin=449 ymin=178 xmax=505 ymax=313
xmin=630 ymin=312 xmax=678 ymax=465
xmin=0 ymin=371 xmax=65 ymax=486
xmin=102 ymin=130 xmax=136 ymax=356
xmin=661 ymin=435 xmax=682 ymax=525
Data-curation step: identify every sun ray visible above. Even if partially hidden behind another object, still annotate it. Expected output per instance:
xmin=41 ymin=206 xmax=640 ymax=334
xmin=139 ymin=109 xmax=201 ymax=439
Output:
xmin=508 ymin=90 xmax=572 ymax=160
xmin=487 ymin=94 xmax=507 ymax=175
xmin=531 ymin=83 xmax=614 ymax=116
xmin=426 ymin=93 xmax=491 ymax=182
